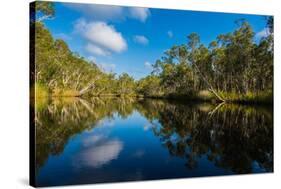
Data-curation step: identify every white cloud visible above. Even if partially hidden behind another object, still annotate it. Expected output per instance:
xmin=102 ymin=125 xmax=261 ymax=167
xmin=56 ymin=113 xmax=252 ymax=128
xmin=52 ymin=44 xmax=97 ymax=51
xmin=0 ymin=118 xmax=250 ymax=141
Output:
xmin=65 ymin=3 xmax=150 ymax=22
xmin=134 ymin=35 xmax=149 ymax=45
xmin=129 ymin=7 xmax=150 ymax=22
xmin=144 ymin=61 xmax=153 ymax=70
xmin=65 ymin=4 xmax=124 ymax=21
xmin=167 ymin=30 xmax=173 ymax=38
xmin=256 ymin=28 xmax=270 ymax=38
xmin=76 ymin=19 xmax=127 ymax=56
xmin=85 ymin=43 xmax=110 ymax=56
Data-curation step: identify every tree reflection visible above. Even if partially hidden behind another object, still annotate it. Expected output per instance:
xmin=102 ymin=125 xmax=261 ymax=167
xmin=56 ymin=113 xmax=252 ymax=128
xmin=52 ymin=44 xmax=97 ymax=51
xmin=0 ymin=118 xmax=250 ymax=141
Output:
xmin=137 ymin=99 xmax=273 ymax=173
xmin=34 ymin=97 xmax=136 ymax=171
xmin=34 ymin=97 xmax=273 ymax=174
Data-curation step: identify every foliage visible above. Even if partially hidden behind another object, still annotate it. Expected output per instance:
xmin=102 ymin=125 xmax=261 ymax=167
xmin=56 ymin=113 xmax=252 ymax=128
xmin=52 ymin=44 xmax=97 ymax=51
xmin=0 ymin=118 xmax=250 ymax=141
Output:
xmin=139 ymin=19 xmax=273 ymax=103
xmin=33 ymin=3 xmax=273 ymax=104
xmin=34 ymin=22 xmax=127 ymax=97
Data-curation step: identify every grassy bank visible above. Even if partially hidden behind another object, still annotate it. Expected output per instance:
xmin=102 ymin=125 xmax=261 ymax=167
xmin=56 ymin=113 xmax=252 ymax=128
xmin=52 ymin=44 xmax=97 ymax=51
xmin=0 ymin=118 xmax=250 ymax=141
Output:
xmin=32 ymin=83 xmax=272 ymax=105
xmin=32 ymin=84 xmax=139 ymax=98
xmin=31 ymin=84 xmax=80 ymax=97
xmin=219 ymin=91 xmax=273 ymax=105
xmin=142 ymin=90 xmax=273 ymax=105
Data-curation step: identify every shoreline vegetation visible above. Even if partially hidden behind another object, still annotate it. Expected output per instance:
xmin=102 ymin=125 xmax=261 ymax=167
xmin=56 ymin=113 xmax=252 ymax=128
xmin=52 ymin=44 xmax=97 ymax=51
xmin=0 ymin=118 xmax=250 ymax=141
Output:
xmin=32 ymin=83 xmax=272 ymax=105
xmin=31 ymin=2 xmax=273 ymax=106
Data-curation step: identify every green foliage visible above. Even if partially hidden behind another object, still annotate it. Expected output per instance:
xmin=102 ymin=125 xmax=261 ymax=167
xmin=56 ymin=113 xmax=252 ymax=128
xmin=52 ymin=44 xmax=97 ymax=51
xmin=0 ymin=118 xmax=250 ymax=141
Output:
xmin=35 ymin=1 xmax=55 ymax=19
xmin=137 ymin=75 xmax=162 ymax=97
xmin=34 ymin=4 xmax=273 ymax=104
xmin=139 ymin=20 xmax=273 ymax=104
xmin=34 ymin=22 xmax=135 ymax=97
xmin=34 ymin=83 xmax=49 ymax=97
xmin=219 ymin=91 xmax=273 ymax=104
xmin=116 ymin=73 xmax=136 ymax=96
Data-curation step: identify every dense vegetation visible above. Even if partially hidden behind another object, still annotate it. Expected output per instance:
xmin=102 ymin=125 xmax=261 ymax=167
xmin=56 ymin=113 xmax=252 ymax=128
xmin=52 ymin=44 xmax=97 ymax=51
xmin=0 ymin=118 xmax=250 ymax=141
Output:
xmin=138 ymin=19 xmax=273 ymax=103
xmin=33 ymin=22 xmax=136 ymax=97
xmin=31 ymin=2 xmax=273 ymax=104
xmin=31 ymin=2 xmax=136 ymax=98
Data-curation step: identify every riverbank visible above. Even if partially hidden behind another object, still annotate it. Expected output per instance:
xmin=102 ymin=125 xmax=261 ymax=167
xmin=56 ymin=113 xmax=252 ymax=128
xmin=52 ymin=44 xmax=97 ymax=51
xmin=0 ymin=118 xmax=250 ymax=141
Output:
xmin=32 ymin=84 xmax=272 ymax=105
xmin=141 ymin=90 xmax=273 ymax=105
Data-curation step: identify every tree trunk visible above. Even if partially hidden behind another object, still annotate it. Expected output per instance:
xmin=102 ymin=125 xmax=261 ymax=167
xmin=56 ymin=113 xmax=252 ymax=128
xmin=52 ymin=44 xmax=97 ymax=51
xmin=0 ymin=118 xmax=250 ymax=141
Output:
xmin=78 ymin=83 xmax=95 ymax=96
xmin=78 ymin=77 xmax=100 ymax=96
xmin=192 ymin=62 xmax=225 ymax=102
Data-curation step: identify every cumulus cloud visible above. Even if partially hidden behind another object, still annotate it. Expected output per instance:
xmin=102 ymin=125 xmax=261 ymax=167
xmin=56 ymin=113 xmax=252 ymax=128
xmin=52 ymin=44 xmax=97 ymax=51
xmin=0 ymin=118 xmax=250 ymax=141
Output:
xmin=76 ymin=19 xmax=127 ymax=56
xmin=134 ymin=35 xmax=149 ymax=45
xmin=256 ymin=28 xmax=270 ymax=38
xmin=65 ymin=3 xmax=150 ymax=22
xmin=129 ymin=7 xmax=150 ymax=22
xmin=85 ymin=43 xmax=110 ymax=56
xmin=167 ymin=30 xmax=173 ymax=38
xmin=65 ymin=4 xmax=124 ymax=21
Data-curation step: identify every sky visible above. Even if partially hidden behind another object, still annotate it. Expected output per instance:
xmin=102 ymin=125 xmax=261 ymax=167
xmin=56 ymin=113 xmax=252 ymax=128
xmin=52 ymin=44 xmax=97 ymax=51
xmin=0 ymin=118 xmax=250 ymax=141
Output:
xmin=42 ymin=2 xmax=269 ymax=80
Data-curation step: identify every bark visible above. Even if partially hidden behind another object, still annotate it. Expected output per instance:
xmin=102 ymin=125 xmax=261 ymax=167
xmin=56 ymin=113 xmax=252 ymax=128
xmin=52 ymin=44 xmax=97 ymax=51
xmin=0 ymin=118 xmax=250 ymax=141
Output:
xmin=192 ymin=62 xmax=225 ymax=101
xmin=74 ymin=73 xmax=82 ymax=90
xmin=78 ymin=83 xmax=95 ymax=96
xmin=78 ymin=77 xmax=100 ymax=96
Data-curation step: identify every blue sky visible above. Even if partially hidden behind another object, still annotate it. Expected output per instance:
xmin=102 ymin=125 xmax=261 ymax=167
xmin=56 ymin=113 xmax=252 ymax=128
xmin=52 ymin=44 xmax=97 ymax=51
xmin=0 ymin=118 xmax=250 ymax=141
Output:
xmin=42 ymin=2 xmax=268 ymax=80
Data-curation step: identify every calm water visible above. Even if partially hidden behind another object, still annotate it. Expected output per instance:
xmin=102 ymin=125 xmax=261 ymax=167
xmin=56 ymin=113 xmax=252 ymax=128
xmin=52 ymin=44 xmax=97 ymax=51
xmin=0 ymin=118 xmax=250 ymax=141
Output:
xmin=34 ymin=97 xmax=273 ymax=186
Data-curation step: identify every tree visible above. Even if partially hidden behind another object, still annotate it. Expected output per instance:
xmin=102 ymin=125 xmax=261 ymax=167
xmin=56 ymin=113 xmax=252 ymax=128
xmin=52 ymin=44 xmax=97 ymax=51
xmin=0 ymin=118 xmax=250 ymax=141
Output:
xmin=187 ymin=33 xmax=225 ymax=101
xmin=117 ymin=73 xmax=136 ymax=95
xmin=35 ymin=1 xmax=55 ymax=21
xmin=137 ymin=75 xmax=162 ymax=97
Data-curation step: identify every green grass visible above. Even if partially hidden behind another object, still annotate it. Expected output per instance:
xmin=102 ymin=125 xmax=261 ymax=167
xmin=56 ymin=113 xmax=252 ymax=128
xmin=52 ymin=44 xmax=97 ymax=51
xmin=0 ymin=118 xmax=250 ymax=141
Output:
xmin=219 ymin=90 xmax=273 ymax=104
xmin=31 ymin=83 xmax=49 ymax=98
xmin=31 ymin=83 xmax=273 ymax=105
xmin=52 ymin=88 xmax=80 ymax=97
xmin=144 ymin=90 xmax=273 ymax=105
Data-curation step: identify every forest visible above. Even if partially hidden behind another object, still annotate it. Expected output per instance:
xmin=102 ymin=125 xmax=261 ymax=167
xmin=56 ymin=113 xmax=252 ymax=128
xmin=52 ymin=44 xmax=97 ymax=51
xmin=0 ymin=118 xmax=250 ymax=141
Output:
xmin=31 ymin=2 xmax=273 ymax=104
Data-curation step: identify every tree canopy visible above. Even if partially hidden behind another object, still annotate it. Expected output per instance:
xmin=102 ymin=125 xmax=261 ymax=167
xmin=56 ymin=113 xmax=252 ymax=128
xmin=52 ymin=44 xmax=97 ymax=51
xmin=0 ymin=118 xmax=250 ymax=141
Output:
xmin=32 ymin=2 xmax=273 ymax=104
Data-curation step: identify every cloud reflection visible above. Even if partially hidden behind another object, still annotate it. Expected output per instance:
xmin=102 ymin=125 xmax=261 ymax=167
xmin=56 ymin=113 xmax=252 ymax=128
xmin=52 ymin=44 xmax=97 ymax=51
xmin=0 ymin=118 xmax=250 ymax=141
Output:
xmin=75 ymin=134 xmax=123 ymax=168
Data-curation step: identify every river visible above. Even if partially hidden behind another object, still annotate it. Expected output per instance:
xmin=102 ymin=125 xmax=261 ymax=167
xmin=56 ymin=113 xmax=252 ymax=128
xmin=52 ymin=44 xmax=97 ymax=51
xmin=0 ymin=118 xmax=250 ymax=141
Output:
xmin=34 ymin=97 xmax=273 ymax=186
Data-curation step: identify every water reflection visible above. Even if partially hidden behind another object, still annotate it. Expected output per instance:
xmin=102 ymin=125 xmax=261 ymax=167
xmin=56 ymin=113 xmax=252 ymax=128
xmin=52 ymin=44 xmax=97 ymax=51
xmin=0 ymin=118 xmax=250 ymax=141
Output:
xmin=34 ymin=97 xmax=135 ymax=170
xmin=140 ymin=100 xmax=273 ymax=173
xmin=34 ymin=97 xmax=273 ymax=186
xmin=76 ymin=134 xmax=123 ymax=168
